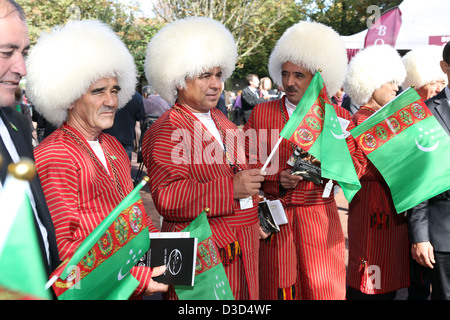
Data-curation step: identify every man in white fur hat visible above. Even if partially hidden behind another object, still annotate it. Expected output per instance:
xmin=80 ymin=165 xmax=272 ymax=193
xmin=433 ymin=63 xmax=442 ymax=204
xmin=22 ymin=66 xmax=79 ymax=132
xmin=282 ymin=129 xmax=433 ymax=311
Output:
xmin=343 ymin=44 xmax=410 ymax=300
xmin=141 ymin=17 xmax=266 ymax=300
xmin=244 ymin=21 xmax=366 ymax=300
xmin=27 ymin=20 xmax=168 ymax=298
xmin=402 ymin=45 xmax=447 ymax=102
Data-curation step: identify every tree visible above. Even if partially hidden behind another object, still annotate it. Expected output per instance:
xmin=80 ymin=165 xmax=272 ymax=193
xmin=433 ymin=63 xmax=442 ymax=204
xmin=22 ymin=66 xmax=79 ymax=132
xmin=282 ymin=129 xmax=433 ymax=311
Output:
xmin=307 ymin=0 xmax=403 ymax=36
xmin=152 ymin=0 xmax=310 ymax=78
xmin=18 ymin=0 xmax=160 ymax=83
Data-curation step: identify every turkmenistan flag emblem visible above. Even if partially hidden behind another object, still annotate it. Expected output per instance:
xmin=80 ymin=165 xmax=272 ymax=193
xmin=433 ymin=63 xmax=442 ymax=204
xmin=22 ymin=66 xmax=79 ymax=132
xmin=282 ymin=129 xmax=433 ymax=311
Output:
xmin=47 ymin=178 xmax=151 ymax=300
xmin=175 ymin=211 xmax=234 ymax=300
xmin=279 ymin=71 xmax=361 ymax=202
xmin=351 ymin=87 xmax=450 ymax=213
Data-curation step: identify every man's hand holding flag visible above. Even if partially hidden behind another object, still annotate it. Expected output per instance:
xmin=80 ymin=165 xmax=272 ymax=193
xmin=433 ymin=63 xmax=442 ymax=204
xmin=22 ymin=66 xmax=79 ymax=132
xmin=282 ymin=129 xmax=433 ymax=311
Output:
xmin=263 ymin=71 xmax=361 ymax=202
xmin=46 ymin=177 xmax=152 ymax=300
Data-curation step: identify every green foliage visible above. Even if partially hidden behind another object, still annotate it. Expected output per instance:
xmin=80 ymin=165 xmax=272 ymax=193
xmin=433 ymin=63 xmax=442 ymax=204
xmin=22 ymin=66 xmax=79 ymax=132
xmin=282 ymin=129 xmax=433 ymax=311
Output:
xmin=17 ymin=0 xmax=404 ymax=85
xmin=307 ymin=0 xmax=403 ymax=35
xmin=18 ymin=0 xmax=161 ymax=83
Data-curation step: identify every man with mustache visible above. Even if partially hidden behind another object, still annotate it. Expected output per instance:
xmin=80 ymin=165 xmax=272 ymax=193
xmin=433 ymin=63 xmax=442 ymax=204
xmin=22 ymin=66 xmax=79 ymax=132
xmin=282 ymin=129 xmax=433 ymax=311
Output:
xmin=244 ymin=21 xmax=365 ymax=300
xmin=27 ymin=20 xmax=168 ymax=298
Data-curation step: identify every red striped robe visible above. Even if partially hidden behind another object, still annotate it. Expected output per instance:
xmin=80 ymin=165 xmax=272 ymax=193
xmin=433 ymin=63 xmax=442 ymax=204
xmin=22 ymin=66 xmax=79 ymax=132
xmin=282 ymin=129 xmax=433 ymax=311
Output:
xmin=347 ymin=106 xmax=409 ymax=294
xmin=141 ymin=103 xmax=260 ymax=300
xmin=34 ymin=124 xmax=158 ymax=297
xmin=244 ymin=97 xmax=366 ymax=300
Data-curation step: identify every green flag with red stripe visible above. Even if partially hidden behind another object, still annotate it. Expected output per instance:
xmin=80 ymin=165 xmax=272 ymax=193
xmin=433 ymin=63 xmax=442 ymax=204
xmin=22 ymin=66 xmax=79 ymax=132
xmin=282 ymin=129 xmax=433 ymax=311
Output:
xmin=279 ymin=72 xmax=361 ymax=202
xmin=351 ymin=87 xmax=450 ymax=213
xmin=175 ymin=211 xmax=234 ymax=300
xmin=48 ymin=179 xmax=150 ymax=300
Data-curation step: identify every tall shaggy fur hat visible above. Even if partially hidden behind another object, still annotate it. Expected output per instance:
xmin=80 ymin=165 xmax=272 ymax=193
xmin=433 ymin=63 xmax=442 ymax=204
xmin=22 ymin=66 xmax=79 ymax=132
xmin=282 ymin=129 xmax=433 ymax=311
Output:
xmin=268 ymin=21 xmax=347 ymax=97
xmin=343 ymin=45 xmax=406 ymax=106
xmin=144 ymin=17 xmax=237 ymax=105
xmin=26 ymin=20 xmax=137 ymax=127
xmin=402 ymin=45 xmax=447 ymax=89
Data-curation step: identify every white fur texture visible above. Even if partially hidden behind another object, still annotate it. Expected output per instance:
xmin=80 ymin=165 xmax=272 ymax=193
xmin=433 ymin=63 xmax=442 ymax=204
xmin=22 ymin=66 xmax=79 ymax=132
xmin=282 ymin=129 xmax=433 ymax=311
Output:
xmin=402 ymin=45 xmax=447 ymax=89
xmin=343 ymin=45 xmax=406 ymax=106
xmin=268 ymin=21 xmax=348 ymax=97
xmin=144 ymin=17 xmax=237 ymax=105
xmin=26 ymin=20 xmax=137 ymax=127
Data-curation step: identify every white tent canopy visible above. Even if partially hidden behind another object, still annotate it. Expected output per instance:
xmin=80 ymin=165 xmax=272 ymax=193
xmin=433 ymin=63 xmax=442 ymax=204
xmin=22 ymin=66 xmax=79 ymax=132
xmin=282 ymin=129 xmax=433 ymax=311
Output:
xmin=342 ymin=0 xmax=450 ymax=50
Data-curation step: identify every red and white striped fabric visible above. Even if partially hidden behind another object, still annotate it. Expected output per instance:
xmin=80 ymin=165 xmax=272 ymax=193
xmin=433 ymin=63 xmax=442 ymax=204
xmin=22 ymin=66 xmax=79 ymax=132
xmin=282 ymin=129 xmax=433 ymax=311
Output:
xmin=347 ymin=106 xmax=410 ymax=295
xmin=34 ymin=124 xmax=157 ymax=296
xmin=245 ymin=97 xmax=366 ymax=300
xmin=142 ymin=104 xmax=260 ymax=300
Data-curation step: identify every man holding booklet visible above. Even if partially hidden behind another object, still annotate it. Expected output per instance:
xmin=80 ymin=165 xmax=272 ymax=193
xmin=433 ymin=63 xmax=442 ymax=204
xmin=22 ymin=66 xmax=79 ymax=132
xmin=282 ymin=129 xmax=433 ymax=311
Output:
xmin=244 ymin=21 xmax=365 ymax=300
xmin=27 ymin=20 xmax=168 ymax=299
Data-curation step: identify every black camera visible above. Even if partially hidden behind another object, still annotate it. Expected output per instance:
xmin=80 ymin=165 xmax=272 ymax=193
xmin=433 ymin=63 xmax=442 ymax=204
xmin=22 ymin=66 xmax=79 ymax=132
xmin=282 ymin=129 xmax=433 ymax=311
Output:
xmin=287 ymin=147 xmax=322 ymax=185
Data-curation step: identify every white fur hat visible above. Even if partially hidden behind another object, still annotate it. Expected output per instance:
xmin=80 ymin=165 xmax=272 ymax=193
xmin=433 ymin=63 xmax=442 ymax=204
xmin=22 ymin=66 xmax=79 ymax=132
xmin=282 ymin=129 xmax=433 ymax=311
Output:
xmin=402 ymin=45 xmax=447 ymax=89
xmin=26 ymin=20 xmax=137 ymax=127
xmin=144 ymin=17 xmax=237 ymax=105
xmin=343 ymin=45 xmax=406 ymax=106
xmin=268 ymin=21 xmax=347 ymax=97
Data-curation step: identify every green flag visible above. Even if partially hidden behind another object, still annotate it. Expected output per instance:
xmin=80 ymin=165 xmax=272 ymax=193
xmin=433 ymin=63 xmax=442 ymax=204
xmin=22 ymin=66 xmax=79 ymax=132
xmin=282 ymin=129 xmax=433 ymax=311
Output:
xmin=279 ymin=72 xmax=361 ymax=202
xmin=175 ymin=211 xmax=234 ymax=300
xmin=0 ymin=170 xmax=51 ymax=300
xmin=351 ymin=87 xmax=450 ymax=213
xmin=48 ymin=179 xmax=150 ymax=300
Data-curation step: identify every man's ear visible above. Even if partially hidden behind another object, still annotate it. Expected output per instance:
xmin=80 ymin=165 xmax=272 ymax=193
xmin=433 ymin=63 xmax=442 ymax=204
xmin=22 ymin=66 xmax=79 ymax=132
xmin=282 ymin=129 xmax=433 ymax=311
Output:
xmin=440 ymin=60 xmax=450 ymax=76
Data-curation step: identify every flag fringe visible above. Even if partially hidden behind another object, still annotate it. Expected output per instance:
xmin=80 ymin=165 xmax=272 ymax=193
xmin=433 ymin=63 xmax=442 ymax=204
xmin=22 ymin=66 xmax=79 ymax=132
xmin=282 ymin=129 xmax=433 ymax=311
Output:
xmin=278 ymin=285 xmax=296 ymax=300
xmin=219 ymin=241 xmax=241 ymax=265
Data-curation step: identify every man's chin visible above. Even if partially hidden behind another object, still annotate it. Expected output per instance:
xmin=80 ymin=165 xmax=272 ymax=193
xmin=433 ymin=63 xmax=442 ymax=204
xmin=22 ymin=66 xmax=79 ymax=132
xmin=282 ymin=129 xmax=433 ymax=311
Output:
xmin=0 ymin=91 xmax=15 ymax=108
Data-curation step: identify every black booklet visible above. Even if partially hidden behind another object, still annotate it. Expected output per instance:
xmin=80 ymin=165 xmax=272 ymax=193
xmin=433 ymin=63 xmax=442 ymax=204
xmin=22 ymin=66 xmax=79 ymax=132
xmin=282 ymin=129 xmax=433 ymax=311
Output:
xmin=136 ymin=232 xmax=198 ymax=286
xmin=258 ymin=199 xmax=288 ymax=234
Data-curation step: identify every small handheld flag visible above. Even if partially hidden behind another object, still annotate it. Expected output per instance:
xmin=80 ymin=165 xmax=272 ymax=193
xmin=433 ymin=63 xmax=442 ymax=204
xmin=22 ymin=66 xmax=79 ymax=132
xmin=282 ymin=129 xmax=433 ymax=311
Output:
xmin=175 ymin=210 xmax=234 ymax=300
xmin=0 ymin=159 xmax=51 ymax=300
xmin=351 ymin=87 xmax=450 ymax=213
xmin=46 ymin=177 xmax=151 ymax=300
xmin=264 ymin=71 xmax=361 ymax=202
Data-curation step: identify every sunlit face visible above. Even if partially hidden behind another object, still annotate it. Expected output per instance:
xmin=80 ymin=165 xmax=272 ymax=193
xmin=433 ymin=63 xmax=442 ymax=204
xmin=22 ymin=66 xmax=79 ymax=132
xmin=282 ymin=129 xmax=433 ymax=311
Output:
xmin=371 ymin=82 xmax=399 ymax=108
xmin=281 ymin=61 xmax=314 ymax=106
xmin=417 ymin=79 xmax=446 ymax=101
xmin=0 ymin=11 xmax=29 ymax=107
xmin=177 ymin=67 xmax=223 ymax=113
xmin=249 ymin=76 xmax=259 ymax=89
xmin=260 ymin=78 xmax=271 ymax=91
xmin=68 ymin=77 xmax=120 ymax=139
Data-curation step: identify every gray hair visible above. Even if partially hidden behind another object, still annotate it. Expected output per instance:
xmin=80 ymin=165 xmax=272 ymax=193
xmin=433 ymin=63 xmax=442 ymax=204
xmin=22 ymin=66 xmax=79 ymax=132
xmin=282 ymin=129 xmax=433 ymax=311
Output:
xmin=142 ymin=85 xmax=155 ymax=97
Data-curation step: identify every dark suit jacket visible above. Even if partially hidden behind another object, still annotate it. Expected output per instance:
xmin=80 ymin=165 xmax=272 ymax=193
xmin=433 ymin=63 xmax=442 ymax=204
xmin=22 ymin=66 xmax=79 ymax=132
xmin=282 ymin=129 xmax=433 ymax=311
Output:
xmin=241 ymin=86 xmax=266 ymax=123
xmin=407 ymin=89 xmax=450 ymax=252
xmin=0 ymin=107 xmax=60 ymax=275
xmin=241 ymin=86 xmax=266 ymax=112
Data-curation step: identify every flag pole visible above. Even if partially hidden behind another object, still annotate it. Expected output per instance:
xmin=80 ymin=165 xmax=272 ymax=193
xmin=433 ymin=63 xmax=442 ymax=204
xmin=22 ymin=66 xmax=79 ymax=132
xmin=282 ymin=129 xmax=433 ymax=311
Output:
xmin=44 ymin=176 xmax=150 ymax=290
xmin=261 ymin=136 xmax=283 ymax=172
xmin=45 ymin=275 xmax=58 ymax=290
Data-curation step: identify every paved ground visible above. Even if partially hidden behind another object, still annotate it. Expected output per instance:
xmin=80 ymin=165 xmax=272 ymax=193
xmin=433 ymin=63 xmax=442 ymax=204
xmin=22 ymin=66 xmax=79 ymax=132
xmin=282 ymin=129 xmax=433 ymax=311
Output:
xmin=131 ymin=154 xmax=408 ymax=299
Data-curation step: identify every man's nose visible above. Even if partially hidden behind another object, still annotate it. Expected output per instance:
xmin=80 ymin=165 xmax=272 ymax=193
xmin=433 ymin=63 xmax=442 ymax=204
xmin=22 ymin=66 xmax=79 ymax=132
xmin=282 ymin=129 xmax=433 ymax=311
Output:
xmin=11 ymin=53 xmax=27 ymax=77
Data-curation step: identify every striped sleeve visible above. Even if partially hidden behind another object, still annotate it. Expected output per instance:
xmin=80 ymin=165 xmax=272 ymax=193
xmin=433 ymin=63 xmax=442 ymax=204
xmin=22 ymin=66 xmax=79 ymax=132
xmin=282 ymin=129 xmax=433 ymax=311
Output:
xmin=34 ymin=142 xmax=82 ymax=260
xmin=142 ymin=114 xmax=235 ymax=221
